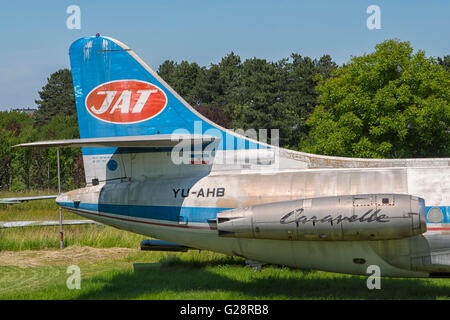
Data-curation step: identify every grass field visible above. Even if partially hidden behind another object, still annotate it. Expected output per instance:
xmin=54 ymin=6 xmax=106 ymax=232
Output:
xmin=1 ymin=191 xmax=450 ymax=300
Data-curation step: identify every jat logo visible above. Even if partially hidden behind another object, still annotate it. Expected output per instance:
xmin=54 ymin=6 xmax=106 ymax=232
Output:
xmin=85 ymin=80 xmax=167 ymax=124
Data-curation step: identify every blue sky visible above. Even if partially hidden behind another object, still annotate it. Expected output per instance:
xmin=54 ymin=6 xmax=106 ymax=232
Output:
xmin=0 ymin=0 xmax=448 ymax=110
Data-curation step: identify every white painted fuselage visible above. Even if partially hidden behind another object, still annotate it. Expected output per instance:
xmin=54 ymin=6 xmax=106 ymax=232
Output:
xmin=57 ymin=149 xmax=450 ymax=278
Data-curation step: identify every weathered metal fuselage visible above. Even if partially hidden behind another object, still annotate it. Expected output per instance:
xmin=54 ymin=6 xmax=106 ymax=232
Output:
xmin=57 ymin=153 xmax=450 ymax=278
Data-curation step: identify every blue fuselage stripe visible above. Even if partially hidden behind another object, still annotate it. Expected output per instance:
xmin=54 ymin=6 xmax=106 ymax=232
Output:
xmin=57 ymin=201 xmax=229 ymax=223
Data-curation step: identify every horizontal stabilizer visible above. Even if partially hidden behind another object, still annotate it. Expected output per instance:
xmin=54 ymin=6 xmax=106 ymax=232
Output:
xmin=0 ymin=195 xmax=57 ymax=204
xmin=0 ymin=220 xmax=99 ymax=228
xmin=13 ymin=134 xmax=218 ymax=148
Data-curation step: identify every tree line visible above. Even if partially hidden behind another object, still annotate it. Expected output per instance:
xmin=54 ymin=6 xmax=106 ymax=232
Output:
xmin=0 ymin=40 xmax=448 ymax=192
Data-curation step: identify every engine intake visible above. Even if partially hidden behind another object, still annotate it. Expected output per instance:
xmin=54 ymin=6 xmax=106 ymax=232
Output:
xmin=216 ymin=194 xmax=427 ymax=241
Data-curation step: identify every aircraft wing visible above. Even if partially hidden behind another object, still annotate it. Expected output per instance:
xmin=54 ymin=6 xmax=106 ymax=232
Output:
xmin=0 ymin=220 xmax=100 ymax=228
xmin=0 ymin=195 xmax=58 ymax=204
xmin=13 ymin=134 xmax=219 ymax=148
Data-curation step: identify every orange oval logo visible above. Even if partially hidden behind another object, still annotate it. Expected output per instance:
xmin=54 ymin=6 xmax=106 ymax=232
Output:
xmin=85 ymin=80 xmax=167 ymax=124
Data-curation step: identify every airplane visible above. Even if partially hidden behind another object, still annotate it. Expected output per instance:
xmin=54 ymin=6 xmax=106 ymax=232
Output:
xmin=14 ymin=34 xmax=450 ymax=278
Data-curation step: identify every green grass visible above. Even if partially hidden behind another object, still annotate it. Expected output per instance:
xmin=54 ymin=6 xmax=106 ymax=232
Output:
xmin=1 ymin=250 xmax=450 ymax=300
xmin=0 ymin=190 xmax=146 ymax=251
xmin=0 ymin=190 xmax=79 ymax=221
xmin=1 ymin=190 xmax=450 ymax=300
xmin=0 ymin=224 xmax=147 ymax=251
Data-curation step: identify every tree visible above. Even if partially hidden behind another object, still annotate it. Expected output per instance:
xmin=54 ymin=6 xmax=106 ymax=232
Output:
xmin=225 ymin=54 xmax=336 ymax=148
xmin=157 ymin=60 xmax=178 ymax=86
xmin=285 ymin=54 xmax=337 ymax=146
xmin=0 ymin=67 xmax=85 ymax=191
xmin=193 ymin=105 xmax=230 ymax=128
xmin=0 ymin=110 xmax=84 ymax=192
xmin=157 ymin=52 xmax=336 ymax=148
xmin=39 ymin=114 xmax=84 ymax=191
xmin=438 ymin=55 xmax=450 ymax=72
xmin=189 ymin=52 xmax=242 ymax=108
xmin=303 ymin=40 xmax=450 ymax=158
xmin=34 ymin=69 xmax=76 ymax=126
xmin=157 ymin=60 xmax=204 ymax=106
xmin=0 ymin=111 xmax=38 ymax=191
xmin=225 ymin=57 xmax=296 ymax=145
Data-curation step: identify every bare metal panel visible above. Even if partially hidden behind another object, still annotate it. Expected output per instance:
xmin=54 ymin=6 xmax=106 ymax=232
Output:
xmin=217 ymin=194 xmax=426 ymax=241
xmin=0 ymin=220 xmax=98 ymax=228
xmin=13 ymin=134 xmax=218 ymax=148
xmin=281 ymin=148 xmax=450 ymax=169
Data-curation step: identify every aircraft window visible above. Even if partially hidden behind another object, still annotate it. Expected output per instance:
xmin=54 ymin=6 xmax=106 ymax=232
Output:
xmin=427 ymin=207 xmax=444 ymax=223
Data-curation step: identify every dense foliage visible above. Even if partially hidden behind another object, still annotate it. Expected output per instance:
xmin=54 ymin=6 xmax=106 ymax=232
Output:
xmin=34 ymin=69 xmax=77 ymax=126
xmin=158 ymin=52 xmax=337 ymax=147
xmin=0 ymin=68 xmax=83 ymax=191
xmin=0 ymin=41 xmax=448 ymax=191
xmin=0 ymin=111 xmax=83 ymax=191
xmin=303 ymin=40 xmax=450 ymax=158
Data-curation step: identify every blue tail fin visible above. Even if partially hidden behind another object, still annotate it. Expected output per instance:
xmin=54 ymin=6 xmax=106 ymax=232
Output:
xmin=69 ymin=35 xmax=270 ymax=155
xmin=69 ymin=35 xmax=273 ymax=184
xmin=69 ymin=35 xmax=222 ymax=139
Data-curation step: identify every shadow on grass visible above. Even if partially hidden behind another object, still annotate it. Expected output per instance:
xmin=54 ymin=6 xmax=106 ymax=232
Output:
xmin=75 ymin=255 xmax=450 ymax=300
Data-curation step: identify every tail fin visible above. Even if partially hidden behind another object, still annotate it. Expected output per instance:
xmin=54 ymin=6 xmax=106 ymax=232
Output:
xmin=69 ymin=35 xmax=274 ymax=183
xmin=69 ymin=35 xmax=226 ymax=139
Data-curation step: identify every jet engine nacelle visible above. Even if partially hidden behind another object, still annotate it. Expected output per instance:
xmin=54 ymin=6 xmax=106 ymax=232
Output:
xmin=216 ymin=194 xmax=427 ymax=241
